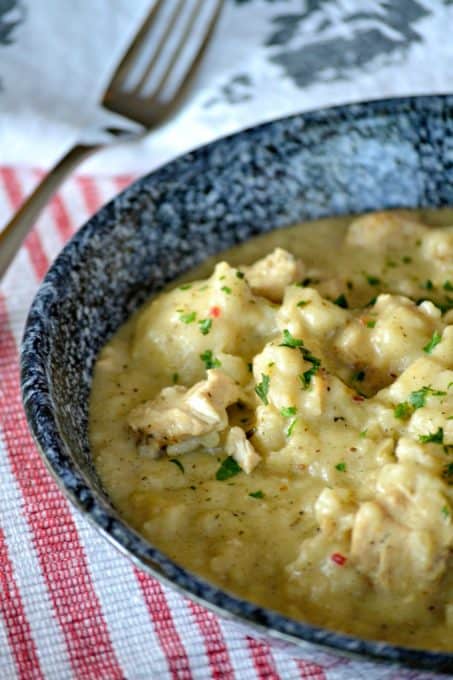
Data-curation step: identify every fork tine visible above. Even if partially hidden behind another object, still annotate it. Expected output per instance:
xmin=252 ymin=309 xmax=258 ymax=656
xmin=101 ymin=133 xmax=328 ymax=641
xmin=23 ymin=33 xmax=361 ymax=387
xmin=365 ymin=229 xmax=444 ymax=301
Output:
xmin=105 ymin=0 xmax=164 ymax=96
xmin=165 ymin=0 xmax=222 ymax=103
xmin=141 ymin=0 xmax=204 ymax=98
xmin=132 ymin=0 xmax=186 ymax=95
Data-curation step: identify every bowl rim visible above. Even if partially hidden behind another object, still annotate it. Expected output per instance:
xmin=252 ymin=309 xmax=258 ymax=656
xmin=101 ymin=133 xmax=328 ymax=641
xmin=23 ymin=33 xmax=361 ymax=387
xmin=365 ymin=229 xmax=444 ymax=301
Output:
xmin=21 ymin=94 xmax=453 ymax=672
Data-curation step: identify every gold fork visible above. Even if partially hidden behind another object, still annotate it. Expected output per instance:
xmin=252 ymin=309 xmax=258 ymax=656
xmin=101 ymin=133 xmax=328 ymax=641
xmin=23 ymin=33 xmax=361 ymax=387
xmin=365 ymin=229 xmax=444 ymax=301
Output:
xmin=0 ymin=0 xmax=222 ymax=279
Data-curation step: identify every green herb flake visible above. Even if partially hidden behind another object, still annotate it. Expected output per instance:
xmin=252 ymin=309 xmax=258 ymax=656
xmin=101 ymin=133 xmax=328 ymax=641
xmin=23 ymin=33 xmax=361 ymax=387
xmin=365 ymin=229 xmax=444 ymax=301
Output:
xmin=441 ymin=505 xmax=450 ymax=519
xmin=178 ymin=283 xmax=192 ymax=290
xmin=179 ymin=311 xmax=196 ymax=324
xmin=169 ymin=458 xmax=184 ymax=473
xmin=200 ymin=350 xmax=221 ymax=370
xmin=401 ymin=256 xmax=412 ymax=264
xmin=247 ymin=362 xmax=253 ymax=373
xmin=335 ymin=462 xmax=347 ymax=472
xmin=359 ymin=429 xmax=368 ymax=438
xmin=444 ymin=280 xmax=453 ymax=292
xmin=422 ymin=279 xmax=434 ymax=290
xmin=353 ymin=370 xmax=366 ymax=382
xmin=409 ymin=385 xmax=446 ymax=409
xmin=249 ymin=490 xmax=264 ymax=499
xmin=366 ymin=320 xmax=376 ymax=328
xmin=333 ymin=293 xmax=349 ymax=309
xmin=366 ymin=296 xmax=377 ymax=307
xmin=280 ymin=329 xmax=304 ymax=348
xmin=172 ymin=372 xmax=179 ymax=384
xmin=221 ymin=285 xmax=232 ymax=294
xmin=419 ymin=427 xmax=444 ymax=444
xmin=286 ymin=418 xmax=298 ymax=437
xmin=236 ymin=270 xmax=245 ymax=279
xmin=386 ymin=259 xmax=397 ymax=268
xmin=255 ymin=374 xmax=270 ymax=405
xmin=364 ymin=273 xmax=381 ymax=286
xmin=216 ymin=456 xmax=242 ymax=481
xmin=423 ymin=330 xmax=442 ymax=354
xmin=347 ymin=280 xmax=354 ymax=290
xmin=280 ymin=406 xmax=297 ymax=418
xmin=394 ymin=402 xmax=412 ymax=419
xmin=198 ymin=318 xmax=212 ymax=335
xmin=297 ymin=300 xmax=310 ymax=308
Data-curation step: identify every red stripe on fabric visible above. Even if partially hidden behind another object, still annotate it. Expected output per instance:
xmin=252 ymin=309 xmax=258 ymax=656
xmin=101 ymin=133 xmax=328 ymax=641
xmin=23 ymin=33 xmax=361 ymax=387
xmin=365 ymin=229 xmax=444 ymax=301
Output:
xmin=0 ymin=527 xmax=45 ymax=680
xmin=297 ymin=660 xmax=326 ymax=679
xmin=0 ymin=294 xmax=124 ymax=680
xmin=76 ymin=176 xmax=103 ymax=216
xmin=0 ymin=168 xmax=48 ymax=279
xmin=189 ymin=602 xmax=235 ymax=679
xmin=135 ymin=570 xmax=191 ymax=680
xmin=247 ymin=637 xmax=280 ymax=680
xmin=114 ymin=174 xmax=136 ymax=192
xmin=49 ymin=193 xmax=76 ymax=243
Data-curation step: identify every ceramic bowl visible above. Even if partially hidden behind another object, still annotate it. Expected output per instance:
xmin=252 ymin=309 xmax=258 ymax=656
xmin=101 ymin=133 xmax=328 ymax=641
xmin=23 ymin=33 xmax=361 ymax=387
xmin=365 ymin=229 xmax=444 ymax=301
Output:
xmin=21 ymin=96 xmax=453 ymax=673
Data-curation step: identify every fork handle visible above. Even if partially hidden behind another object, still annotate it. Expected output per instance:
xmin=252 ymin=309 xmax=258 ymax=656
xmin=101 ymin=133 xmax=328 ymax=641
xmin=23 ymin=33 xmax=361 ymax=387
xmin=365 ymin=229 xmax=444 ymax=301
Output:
xmin=0 ymin=143 xmax=98 ymax=279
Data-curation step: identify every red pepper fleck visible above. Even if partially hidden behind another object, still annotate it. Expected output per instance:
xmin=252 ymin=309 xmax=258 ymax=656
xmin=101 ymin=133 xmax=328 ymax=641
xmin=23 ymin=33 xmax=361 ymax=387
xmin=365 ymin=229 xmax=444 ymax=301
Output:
xmin=209 ymin=306 xmax=221 ymax=318
xmin=331 ymin=552 xmax=347 ymax=566
xmin=353 ymin=395 xmax=365 ymax=402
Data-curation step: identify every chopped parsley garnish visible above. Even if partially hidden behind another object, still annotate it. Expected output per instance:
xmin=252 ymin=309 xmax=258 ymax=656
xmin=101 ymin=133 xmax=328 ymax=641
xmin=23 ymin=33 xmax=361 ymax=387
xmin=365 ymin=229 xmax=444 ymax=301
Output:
xmin=236 ymin=270 xmax=245 ymax=279
xmin=247 ymin=362 xmax=253 ymax=373
xmin=200 ymin=350 xmax=221 ymax=369
xmin=286 ymin=418 xmax=298 ymax=437
xmin=178 ymin=283 xmax=192 ymax=290
xmin=335 ymin=462 xmax=347 ymax=472
xmin=280 ymin=406 xmax=297 ymax=418
xmin=169 ymin=458 xmax=184 ymax=473
xmin=297 ymin=300 xmax=310 ymax=307
xmin=422 ymin=279 xmax=434 ymax=290
xmin=179 ymin=311 xmax=196 ymax=324
xmin=394 ymin=402 xmax=411 ymax=419
xmin=444 ymin=280 xmax=453 ymax=291
xmin=172 ymin=372 xmax=179 ymax=384
xmin=255 ymin=374 xmax=270 ymax=405
xmin=333 ymin=293 xmax=348 ymax=309
xmin=249 ymin=490 xmax=264 ymax=499
xmin=359 ymin=429 xmax=368 ymax=438
xmin=409 ymin=385 xmax=446 ymax=409
xmin=347 ymin=280 xmax=354 ymax=290
xmin=216 ymin=456 xmax=242 ymax=481
xmin=366 ymin=319 xmax=376 ymax=328
xmin=299 ymin=348 xmax=321 ymax=389
xmin=353 ymin=370 xmax=366 ymax=382
xmin=441 ymin=505 xmax=450 ymax=518
xmin=366 ymin=296 xmax=377 ymax=307
xmin=364 ymin=273 xmax=381 ymax=286
xmin=386 ymin=259 xmax=397 ymax=268
xmin=221 ymin=285 xmax=232 ymax=294
xmin=281 ymin=329 xmax=304 ymax=348
xmin=198 ymin=318 xmax=212 ymax=335
xmin=419 ymin=427 xmax=444 ymax=444
xmin=423 ymin=330 xmax=442 ymax=354
xmin=402 ymin=255 xmax=412 ymax=264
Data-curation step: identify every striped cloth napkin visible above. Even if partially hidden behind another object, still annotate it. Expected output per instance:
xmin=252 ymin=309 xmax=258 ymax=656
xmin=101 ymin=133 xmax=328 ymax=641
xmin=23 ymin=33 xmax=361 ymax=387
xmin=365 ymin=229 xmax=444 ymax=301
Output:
xmin=0 ymin=167 xmax=445 ymax=680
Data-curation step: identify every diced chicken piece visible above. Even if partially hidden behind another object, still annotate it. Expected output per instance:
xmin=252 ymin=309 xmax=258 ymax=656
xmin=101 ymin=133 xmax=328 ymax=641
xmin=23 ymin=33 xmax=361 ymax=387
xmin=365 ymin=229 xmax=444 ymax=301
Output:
xmin=225 ymin=426 xmax=261 ymax=473
xmin=351 ymin=500 xmax=447 ymax=595
xmin=335 ymin=294 xmax=441 ymax=380
xmin=167 ymin=432 xmax=220 ymax=456
xmin=422 ymin=227 xmax=453 ymax=263
xmin=244 ymin=248 xmax=305 ymax=302
xmin=279 ymin=286 xmax=349 ymax=338
xmin=395 ymin=436 xmax=444 ymax=473
xmin=315 ymin=488 xmax=356 ymax=538
xmin=345 ymin=211 xmax=426 ymax=251
xmin=128 ymin=369 xmax=241 ymax=450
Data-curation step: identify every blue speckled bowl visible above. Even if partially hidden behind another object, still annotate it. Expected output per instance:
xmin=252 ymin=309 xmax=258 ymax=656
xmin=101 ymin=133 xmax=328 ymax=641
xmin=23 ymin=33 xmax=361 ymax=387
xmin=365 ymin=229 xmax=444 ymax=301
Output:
xmin=21 ymin=96 xmax=453 ymax=673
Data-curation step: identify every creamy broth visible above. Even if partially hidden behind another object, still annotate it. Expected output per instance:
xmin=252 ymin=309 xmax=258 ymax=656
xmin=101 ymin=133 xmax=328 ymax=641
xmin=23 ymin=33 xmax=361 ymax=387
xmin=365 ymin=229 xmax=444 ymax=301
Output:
xmin=90 ymin=210 xmax=453 ymax=650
